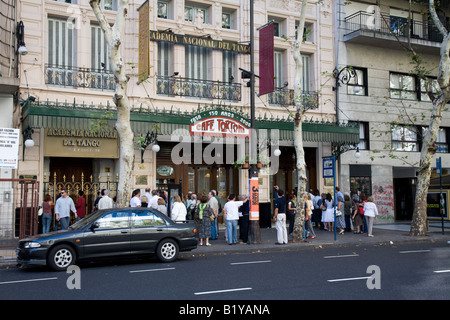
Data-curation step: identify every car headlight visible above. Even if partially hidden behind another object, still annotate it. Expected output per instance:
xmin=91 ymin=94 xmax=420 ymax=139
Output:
xmin=24 ymin=242 xmax=41 ymax=249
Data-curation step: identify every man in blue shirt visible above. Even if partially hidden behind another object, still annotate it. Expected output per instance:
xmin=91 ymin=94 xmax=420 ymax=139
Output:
xmin=273 ymin=186 xmax=287 ymax=244
xmin=54 ymin=189 xmax=77 ymax=230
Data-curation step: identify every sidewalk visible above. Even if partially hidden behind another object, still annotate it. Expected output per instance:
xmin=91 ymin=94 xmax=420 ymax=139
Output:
xmin=1 ymin=221 xmax=449 ymax=268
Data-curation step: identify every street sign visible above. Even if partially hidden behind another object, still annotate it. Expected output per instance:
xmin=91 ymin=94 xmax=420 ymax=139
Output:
xmin=323 ymin=156 xmax=334 ymax=178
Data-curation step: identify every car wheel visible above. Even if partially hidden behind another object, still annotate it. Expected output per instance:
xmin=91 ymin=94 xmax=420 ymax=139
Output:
xmin=47 ymin=244 xmax=76 ymax=271
xmin=156 ymin=239 xmax=179 ymax=263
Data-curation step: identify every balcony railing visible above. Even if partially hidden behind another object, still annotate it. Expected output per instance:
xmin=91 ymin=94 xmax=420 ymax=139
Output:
xmin=268 ymin=88 xmax=318 ymax=109
xmin=45 ymin=64 xmax=116 ymax=91
xmin=156 ymin=75 xmax=241 ymax=102
xmin=344 ymin=11 xmax=443 ymax=43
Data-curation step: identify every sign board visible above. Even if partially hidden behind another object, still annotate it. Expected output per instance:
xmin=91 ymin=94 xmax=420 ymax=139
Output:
xmin=189 ymin=110 xmax=250 ymax=138
xmin=322 ymin=156 xmax=335 ymax=178
xmin=249 ymin=177 xmax=259 ymax=220
xmin=44 ymin=128 xmax=119 ymax=158
xmin=0 ymin=128 xmax=20 ymax=168
xmin=427 ymin=190 xmax=449 ymax=221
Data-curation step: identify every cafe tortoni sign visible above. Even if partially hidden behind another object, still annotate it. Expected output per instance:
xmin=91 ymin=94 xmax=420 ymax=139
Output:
xmin=189 ymin=110 xmax=250 ymax=138
xmin=149 ymin=30 xmax=251 ymax=54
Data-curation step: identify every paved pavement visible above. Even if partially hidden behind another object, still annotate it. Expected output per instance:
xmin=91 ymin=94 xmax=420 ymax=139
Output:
xmin=1 ymin=221 xmax=449 ymax=268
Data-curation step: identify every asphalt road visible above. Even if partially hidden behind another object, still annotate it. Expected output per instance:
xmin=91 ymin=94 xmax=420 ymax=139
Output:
xmin=1 ymin=242 xmax=449 ymax=304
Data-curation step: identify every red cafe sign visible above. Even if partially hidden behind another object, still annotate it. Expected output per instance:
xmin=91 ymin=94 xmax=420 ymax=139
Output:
xmin=189 ymin=110 xmax=250 ymax=138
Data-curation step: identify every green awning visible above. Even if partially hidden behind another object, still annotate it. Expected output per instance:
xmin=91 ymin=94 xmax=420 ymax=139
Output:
xmin=21 ymin=99 xmax=360 ymax=145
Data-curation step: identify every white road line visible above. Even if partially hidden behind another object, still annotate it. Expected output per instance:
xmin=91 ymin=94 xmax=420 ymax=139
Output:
xmin=327 ymin=276 xmax=370 ymax=283
xmin=129 ymin=267 xmax=175 ymax=273
xmin=324 ymin=254 xmax=359 ymax=259
xmin=0 ymin=277 xmax=58 ymax=285
xmin=230 ymin=260 xmax=272 ymax=265
xmin=434 ymin=270 xmax=450 ymax=274
xmin=399 ymin=250 xmax=431 ymax=254
xmin=194 ymin=287 xmax=252 ymax=296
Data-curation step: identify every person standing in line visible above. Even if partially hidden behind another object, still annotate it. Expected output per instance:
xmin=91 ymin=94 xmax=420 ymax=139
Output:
xmin=195 ymin=195 xmax=213 ymax=246
xmin=363 ymin=196 xmax=378 ymax=237
xmin=93 ymin=190 xmax=101 ymax=211
xmin=273 ymin=186 xmax=287 ymax=245
xmin=141 ymin=187 xmax=152 ymax=202
xmin=98 ymin=189 xmax=113 ymax=210
xmin=322 ymin=193 xmax=334 ymax=232
xmin=141 ymin=196 xmax=149 ymax=207
xmin=130 ymin=189 xmax=141 ymax=207
xmin=223 ymin=193 xmax=247 ymax=245
xmin=171 ymin=195 xmax=187 ymax=222
xmin=238 ymin=194 xmax=249 ymax=244
xmin=208 ymin=191 xmax=219 ymax=240
xmin=157 ymin=197 xmax=168 ymax=215
xmin=344 ymin=194 xmax=353 ymax=232
xmin=149 ymin=190 xmax=160 ymax=209
xmin=54 ymin=189 xmax=77 ymax=230
xmin=75 ymin=190 xmax=86 ymax=222
xmin=352 ymin=196 xmax=364 ymax=234
xmin=303 ymin=193 xmax=316 ymax=239
xmin=336 ymin=195 xmax=346 ymax=235
xmin=287 ymin=194 xmax=296 ymax=237
xmin=41 ymin=194 xmax=53 ymax=233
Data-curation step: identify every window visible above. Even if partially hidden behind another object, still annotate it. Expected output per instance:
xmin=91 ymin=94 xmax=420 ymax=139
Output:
xmin=274 ymin=50 xmax=284 ymax=88
xmin=295 ymin=22 xmax=313 ymax=42
xmin=347 ymin=68 xmax=366 ymax=95
xmin=131 ymin=210 xmax=166 ymax=227
xmin=97 ymin=211 xmax=129 ymax=229
xmin=390 ymin=73 xmax=417 ymax=100
xmin=101 ymin=0 xmax=116 ymax=11
xmin=390 ymin=16 xmax=408 ymax=36
xmin=222 ymin=11 xmax=232 ymax=29
xmin=185 ymin=45 xmax=210 ymax=80
xmin=223 ymin=51 xmax=235 ymax=82
xmin=91 ymin=24 xmax=109 ymax=71
xmin=420 ymin=77 xmax=440 ymax=102
xmin=301 ymin=54 xmax=312 ymax=91
xmin=48 ymin=18 xmax=76 ymax=67
xmin=158 ymin=1 xmax=170 ymax=19
xmin=185 ymin=5 xmax=208 ymax=23
xmin=272 ymin=20 xmax=282 ymax=37
xmin=358 ymin=122 xmax=370 ymax=150
xmin=422 ymin=127 xmax=448 ymax=153
xmin=158 ymin=42 xmax=173 ymax=76
xmin=391 ymin=125 xmax=419 ymax=151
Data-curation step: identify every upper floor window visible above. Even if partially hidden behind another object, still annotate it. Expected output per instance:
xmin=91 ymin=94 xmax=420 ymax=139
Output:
xmin=101 ymin=0 xmax=116 ymax=11
xmin=185 ymin=45 xmax=210 ymax=80
xmin=347 ymin=67 xmax=367 ymax=96
xmin=48 ymin=17 xmax=76 ymax=67
xmin=420 ymin=77 xmax=440 ymax=102
xmin=158 ymin=0 xmax=170 ymax=19
xmin=223 ymin=51 xmax=235 ymax=82
xmin=391 ymin=125 xmax=419 ymax=152
xmin=390 ymin=72 xmax=417 ymax=100
xmin=295 ymin=21 xmax=313 ymax=42
xmin=158 ymin=41 xmax=173 ymax=76
xmin=91 ymin=24 xmax=110 ymax=71
xmin=185 ymin=4 xmax=208 ymax=24
xmin=271 ymin=19 xmax=283 ymax=37
xmin=222 ymin=10 xmax=233 ymax=29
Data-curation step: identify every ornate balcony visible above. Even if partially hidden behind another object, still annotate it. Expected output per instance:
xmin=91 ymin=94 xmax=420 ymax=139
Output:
xmin=45 ymin=64 xmax=116 ymax=91
xmin=268 ymin=88 xmax=318 ymax=110
xmin=156 ymin=75 xmax=241 ymax=102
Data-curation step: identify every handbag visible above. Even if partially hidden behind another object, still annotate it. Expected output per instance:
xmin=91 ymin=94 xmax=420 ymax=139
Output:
xmin=209 ymin=214 xmax=215 ymax=222
xmin=335 ymin=210 xmax=342 ymax=217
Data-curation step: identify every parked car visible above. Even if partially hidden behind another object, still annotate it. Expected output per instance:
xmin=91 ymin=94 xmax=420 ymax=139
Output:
xmin=17 ymin=207 xmax=197 ymax=271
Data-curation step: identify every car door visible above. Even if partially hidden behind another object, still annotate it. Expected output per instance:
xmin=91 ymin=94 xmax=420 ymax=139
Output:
xmin=130 ymin=209 xmax=169 ymax=254
xmin=82 ymin=210 xmax=131 ymax=258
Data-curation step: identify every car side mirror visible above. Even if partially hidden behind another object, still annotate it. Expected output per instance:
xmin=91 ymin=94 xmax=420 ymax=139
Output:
xmin=90 ymin=222 xmax=99 ymax=231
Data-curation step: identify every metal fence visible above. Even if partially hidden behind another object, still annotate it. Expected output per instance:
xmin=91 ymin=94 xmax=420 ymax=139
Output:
xmin=0 ymin=178 xmax=40 ymax=240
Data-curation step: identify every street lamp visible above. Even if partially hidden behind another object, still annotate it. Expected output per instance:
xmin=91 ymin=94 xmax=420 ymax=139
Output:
xmin=16 ymin=21 xmax=28 ymax=56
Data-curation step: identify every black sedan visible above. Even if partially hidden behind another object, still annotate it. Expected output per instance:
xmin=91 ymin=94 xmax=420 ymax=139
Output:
xmin=16 ymin=207 xmax=198 ymax=271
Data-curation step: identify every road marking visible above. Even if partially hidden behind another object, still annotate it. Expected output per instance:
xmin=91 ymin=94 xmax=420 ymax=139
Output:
xmin=327 ymin=276 xmax=370 ymax=283
xmin=0 ymin=277 xmax=58 ymax=285
xmin=230 ymin=260 xmax=272 ymax=265
xmin=194 ymin=287 xmax=252 ymax=295
xmin=129 ymin=267 xmax=175 ymax=273
xmin=324 ymin=254 xmax=359 ymax=259
xmin=434 ymin=269 xmax=450 ymax=274
xmin=399 ymin=250 xmax=431 ymax=254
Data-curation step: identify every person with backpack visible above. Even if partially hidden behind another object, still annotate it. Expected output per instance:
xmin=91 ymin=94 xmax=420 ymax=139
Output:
xmin=352 ymin=193 xmax=366 ymax=234
xmin=195 ymin=195 xmax=214 ymax=246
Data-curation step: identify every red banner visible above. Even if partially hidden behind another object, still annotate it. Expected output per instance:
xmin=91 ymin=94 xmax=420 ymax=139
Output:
xmin=258 ymin=23 xmax=274 ymax=96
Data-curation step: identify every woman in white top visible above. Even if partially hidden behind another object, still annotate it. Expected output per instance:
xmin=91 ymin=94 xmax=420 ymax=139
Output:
xmin=322 ymin=193 xmax=334 ymax=231
xmin=363 ymin=196 xmax=378 ymax=237
xmin=171 ymin=196 xmax=187 ymax=222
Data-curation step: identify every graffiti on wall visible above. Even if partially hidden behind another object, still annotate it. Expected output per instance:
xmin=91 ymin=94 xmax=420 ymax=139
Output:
xmin=372 ymin=184 xmax=394 ymax=219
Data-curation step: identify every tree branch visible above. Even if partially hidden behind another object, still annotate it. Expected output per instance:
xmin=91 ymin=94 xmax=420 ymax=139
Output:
xmin=429 ymin=0 xmax=448 ymax=38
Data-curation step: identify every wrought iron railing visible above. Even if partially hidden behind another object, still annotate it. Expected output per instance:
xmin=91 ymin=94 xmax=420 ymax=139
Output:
xmin=268 ymin=88 xmax=319 ymax=109
xmin=45 ymin=64 xmax=116 ymax=91
xmin=344 ymin=11 xmax=443 ymax=43
xmin=156 ymin=75 xmax=241 ymax=101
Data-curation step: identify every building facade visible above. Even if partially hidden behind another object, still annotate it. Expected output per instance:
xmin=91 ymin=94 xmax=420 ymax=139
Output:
xmin=4 ymin=0 xmax=363 ymax=236
xmin=336 ymin=0 xmax=450 ymax=223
